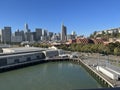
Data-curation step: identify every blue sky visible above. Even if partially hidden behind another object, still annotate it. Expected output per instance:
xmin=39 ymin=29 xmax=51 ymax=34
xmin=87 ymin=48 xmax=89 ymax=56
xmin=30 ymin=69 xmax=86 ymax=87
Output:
xmin=0 ymin=0 xmax=120 ymax=36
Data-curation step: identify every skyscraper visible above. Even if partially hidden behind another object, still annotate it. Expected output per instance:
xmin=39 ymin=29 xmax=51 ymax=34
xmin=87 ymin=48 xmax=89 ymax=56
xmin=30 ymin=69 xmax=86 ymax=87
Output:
xmin=49 ymin=32 xmax=54 ymax=40
xmin=15 ymin=29 xmax=25 ymax=41
xmin=42 ymin=29 xmax=48 ymax=37
xmin=1 ymin=27 xmax=11 ymax=44
xmin=0 ymin=29 xmax=3 ymax=43
xmin=61 ymin=24 xmax=67 ymax=42
xmin=41 ymin=29 xmax=48 ymax=41
xmin=35 ymin=28 xmax=42 ymax=41
xmin=25 ymin=23 xmax=29 ymax=33
xmin=24 ymin=23 xmax=31 ymax=41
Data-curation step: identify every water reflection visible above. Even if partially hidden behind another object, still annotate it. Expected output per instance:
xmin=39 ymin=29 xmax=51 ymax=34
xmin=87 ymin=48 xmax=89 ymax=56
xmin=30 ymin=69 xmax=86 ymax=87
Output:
xmin=0 ymin=62 xmax=102 ymax=90
xmin=68 ymin=63 xmax=74 ymax=68
xmin=58 ymin=63 xmax=63 ymax=69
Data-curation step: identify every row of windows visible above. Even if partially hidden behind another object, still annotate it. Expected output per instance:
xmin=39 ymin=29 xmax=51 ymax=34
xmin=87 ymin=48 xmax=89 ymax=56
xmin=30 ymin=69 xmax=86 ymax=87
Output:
xmin=0 ymin=52 xmax=45 ymax=59
xmin=0 ymin=53 xmax=45 ymax=66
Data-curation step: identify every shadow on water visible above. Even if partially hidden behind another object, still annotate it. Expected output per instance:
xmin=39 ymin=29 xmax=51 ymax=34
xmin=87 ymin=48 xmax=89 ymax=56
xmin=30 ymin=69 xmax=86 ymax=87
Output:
xmin=74 ymin=87 xmax=120 ymax=90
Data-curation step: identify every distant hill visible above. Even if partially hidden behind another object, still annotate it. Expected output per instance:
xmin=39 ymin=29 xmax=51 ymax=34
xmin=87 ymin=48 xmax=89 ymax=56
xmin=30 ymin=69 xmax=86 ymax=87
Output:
xmin=89 ymin=27 xmax=120 ymax=40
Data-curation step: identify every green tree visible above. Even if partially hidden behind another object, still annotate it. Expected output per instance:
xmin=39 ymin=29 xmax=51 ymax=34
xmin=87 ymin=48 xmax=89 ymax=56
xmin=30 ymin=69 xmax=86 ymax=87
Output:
xmin=90 ymin=44 xmax=98 ymax=53
xmin=102 ymin=31 xmax=105 ymax=35
xmin=114 ymin=47 xmax=120 ymax=56
xmin=93 ymin=31 xmax=97 ymax=35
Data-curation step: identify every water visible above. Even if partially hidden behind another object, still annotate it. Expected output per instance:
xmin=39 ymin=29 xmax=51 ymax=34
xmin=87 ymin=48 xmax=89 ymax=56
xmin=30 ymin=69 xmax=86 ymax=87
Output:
xmin=0 ymin=61 xmax=102 ymax=90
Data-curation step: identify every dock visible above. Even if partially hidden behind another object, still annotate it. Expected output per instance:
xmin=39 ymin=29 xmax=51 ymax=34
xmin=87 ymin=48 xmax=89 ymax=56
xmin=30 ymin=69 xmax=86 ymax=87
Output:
xmin=70 ymin=58 xmax=120 ymax=88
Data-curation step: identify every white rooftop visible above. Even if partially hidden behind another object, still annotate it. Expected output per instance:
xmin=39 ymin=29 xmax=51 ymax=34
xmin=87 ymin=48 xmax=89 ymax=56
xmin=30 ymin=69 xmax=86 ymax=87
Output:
xmin=2 ymin=47 xmax=46 ymax=53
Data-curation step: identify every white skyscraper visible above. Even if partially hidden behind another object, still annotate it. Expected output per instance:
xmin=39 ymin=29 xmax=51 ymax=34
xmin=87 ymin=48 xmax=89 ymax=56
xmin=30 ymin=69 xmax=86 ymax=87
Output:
xmin=25 ymin=23 xmax=29 ymax=33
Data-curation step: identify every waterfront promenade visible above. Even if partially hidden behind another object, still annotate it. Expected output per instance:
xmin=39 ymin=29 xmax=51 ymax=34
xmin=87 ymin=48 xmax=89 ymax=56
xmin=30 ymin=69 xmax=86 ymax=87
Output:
xmin=73 ymin=53 xmax=120 ymax=88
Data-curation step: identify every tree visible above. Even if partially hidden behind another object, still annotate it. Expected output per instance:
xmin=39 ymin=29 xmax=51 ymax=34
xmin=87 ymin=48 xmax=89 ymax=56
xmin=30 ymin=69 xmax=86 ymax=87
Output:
xmin=114 ymin=47 xmax=120 ymax=56
xmin=98 ymin=44 xmax=106 ymax=54
xmin=93 ymin=31 xmax=97 ymax=35
xmin=102 ymin=31 xmax=105 ymax=35
xmin=90 ymin=44 xmax=98 ymax=53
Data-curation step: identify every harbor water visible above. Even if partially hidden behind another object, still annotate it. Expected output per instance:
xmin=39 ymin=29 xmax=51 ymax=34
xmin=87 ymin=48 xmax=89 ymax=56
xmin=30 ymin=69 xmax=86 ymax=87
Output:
xmin=0 ymin=61 xmax=102 ymax=90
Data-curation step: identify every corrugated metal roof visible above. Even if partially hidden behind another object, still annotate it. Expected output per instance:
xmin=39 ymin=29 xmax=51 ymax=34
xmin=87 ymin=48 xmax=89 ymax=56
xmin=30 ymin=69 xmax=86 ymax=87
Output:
xmin=2 ymin=47 xmax=46 ymax=53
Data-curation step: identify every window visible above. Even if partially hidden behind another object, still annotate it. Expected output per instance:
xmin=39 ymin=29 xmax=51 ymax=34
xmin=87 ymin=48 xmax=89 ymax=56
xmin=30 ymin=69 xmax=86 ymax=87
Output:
xmin=27 ymin=57 xmax=31 ymax=61
xmin=0 ymin=58 xmax=7 ymax=66
xmin=14 ymin=59 xmax=19 ymax=63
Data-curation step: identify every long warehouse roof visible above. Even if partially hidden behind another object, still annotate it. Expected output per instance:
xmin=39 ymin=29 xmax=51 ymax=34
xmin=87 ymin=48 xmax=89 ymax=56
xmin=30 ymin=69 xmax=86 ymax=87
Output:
xmin=2 ymin=47 xmax=46 ymax=53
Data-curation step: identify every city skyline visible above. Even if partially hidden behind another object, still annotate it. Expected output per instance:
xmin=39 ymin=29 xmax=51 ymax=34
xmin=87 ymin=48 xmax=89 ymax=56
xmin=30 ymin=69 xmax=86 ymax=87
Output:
xmin=0 ymin=0 xmax=120 ymax=36
xmin=0 ymin=23 xmax=70 ymax=43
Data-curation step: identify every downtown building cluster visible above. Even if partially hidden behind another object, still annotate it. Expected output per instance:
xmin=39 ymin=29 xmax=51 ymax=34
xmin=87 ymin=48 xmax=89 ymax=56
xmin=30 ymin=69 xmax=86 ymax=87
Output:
xmin=0 ymin=24 xmax=76 ymax=44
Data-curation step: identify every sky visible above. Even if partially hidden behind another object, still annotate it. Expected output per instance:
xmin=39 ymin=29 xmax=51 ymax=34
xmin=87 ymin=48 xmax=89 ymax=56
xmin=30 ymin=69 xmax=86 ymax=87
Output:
xmin=0 ymin=0 xmax=120 ymax=36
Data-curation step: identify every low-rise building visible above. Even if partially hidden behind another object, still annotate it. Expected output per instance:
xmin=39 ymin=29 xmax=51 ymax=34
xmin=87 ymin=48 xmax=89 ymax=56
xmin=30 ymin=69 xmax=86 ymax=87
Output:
xmin=43 ymin=50 xmax=59 ymax=58
xmin=92 ymin=39 xmax=103 ymax=44
xmin=11 ymin=36 xmax=23 ymax=43
xmin=76 ymin=38 xmax=89 ymax=44
xmin=68 ymin=39 xmax=76 ymax=44
xmin=0 ymin=47 xmax=46 ymax=67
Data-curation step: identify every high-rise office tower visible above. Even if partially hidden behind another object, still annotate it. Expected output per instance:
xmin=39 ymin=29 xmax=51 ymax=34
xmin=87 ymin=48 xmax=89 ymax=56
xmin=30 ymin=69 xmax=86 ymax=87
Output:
xmin=35 ymin=28 xmax=42 ymax=41
xmin=15 ymin=29 xmax=25 ymax=41
xmin=61 ymin=24 xmax=67 ymax=42
xmin=42 ymin=29 xmax=48 ymax=41
xmin=24 ymin=23 xmax=31 ymax=41
xmin=1 ymin=27 xmax=11 ymax=44
xmin=31 ymin=32 xmax=36 ymax=41
xmin=48 ymin=32 xmax=54 ymax=40
xmin=42 ymin=29 xmax=48 ymax=37
xmin=25 ymin=29 xmax=31 ymax=41
xmin=0 ymin=29 xmax=3 ymax=42
xmin=25 ymin=23 xmax=29 ymax=33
